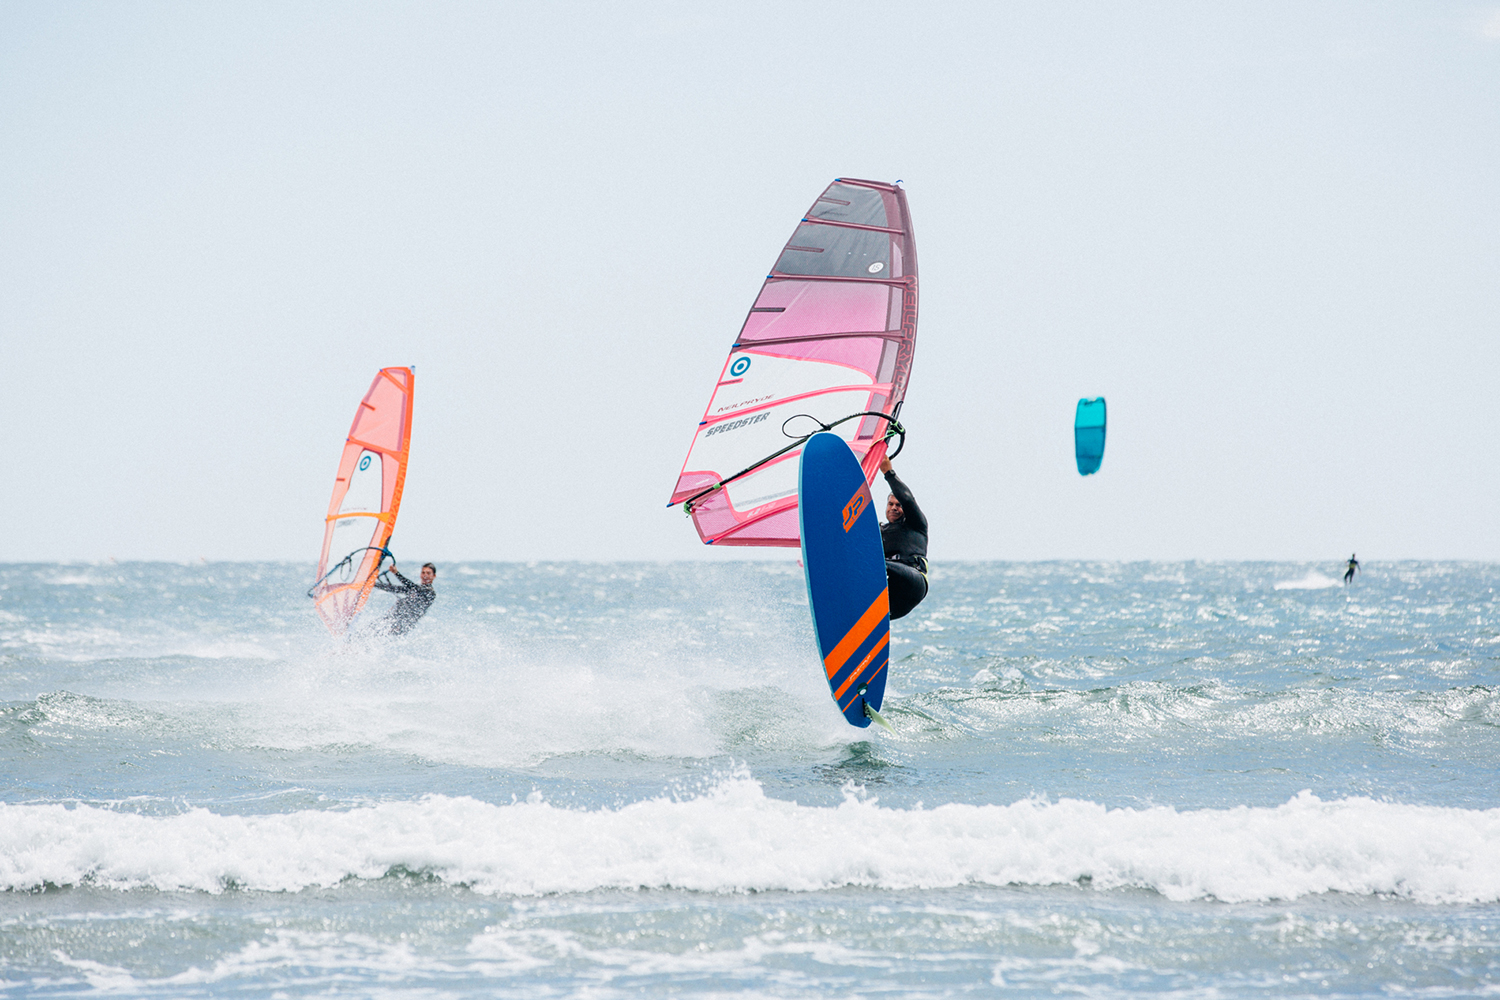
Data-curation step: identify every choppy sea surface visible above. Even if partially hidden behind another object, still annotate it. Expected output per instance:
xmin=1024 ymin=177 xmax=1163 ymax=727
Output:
xmin=1 ymin=560 xmax=1497 ymax=998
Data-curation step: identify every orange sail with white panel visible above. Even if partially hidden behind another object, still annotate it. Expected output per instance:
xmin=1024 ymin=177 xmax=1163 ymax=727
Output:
xmin=308 ymin=367 xmax=414 ymax=635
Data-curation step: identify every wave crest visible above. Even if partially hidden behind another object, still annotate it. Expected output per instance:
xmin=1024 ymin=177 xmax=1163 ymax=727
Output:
xmin=4 ymin=779 xmax=1498 ymax=904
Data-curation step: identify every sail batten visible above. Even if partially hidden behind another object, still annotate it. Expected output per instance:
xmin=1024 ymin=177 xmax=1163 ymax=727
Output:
xmin=670 ymin=179 xmax=918 ymax=547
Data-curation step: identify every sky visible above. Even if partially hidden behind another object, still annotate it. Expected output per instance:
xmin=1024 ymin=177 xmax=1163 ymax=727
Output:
xmin=3 ymin=1 xmax=1498 ymax=563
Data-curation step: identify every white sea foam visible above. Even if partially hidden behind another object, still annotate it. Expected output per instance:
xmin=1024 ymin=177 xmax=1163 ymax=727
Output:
xmin=214 ymin=622 xmax=849 ymax=766
xmin=1273 ymin=571 xmax=1342 ymax=590
xmin=4 ymin=778 xmax=1498 ymax=904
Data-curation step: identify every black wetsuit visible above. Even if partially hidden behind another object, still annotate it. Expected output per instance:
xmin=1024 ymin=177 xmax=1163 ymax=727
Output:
xmin=881 ymin=470 xmax=928 ymax=620
xmin=1344 ymin=557 xmax=1359 ymax=585
xmin=374 ymin=568 xmax=436 ymax=635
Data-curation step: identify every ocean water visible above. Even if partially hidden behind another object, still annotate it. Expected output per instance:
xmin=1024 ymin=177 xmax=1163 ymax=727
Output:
xmin=1 ymin=560 xmax=1497 ymax=997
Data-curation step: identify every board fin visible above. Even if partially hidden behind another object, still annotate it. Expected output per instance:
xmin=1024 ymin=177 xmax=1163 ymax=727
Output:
xmin=864 ymin=703 xmax=894 ymax=733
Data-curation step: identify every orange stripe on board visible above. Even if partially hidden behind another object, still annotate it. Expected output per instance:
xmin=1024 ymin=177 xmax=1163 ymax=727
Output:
xmin=823 ymin=588 xmax=890 ymax=680
xmin=834 ymin=631 xmax=889 ymax=703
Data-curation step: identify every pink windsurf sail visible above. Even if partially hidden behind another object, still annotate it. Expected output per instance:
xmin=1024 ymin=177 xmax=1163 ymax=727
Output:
xmin=668 ymin=178 xmax=918 ymax=546
xmin=309 ymin=367 xmax=414 ymax=635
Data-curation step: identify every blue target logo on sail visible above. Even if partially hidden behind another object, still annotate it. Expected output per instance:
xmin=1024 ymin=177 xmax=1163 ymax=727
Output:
xmin=358 ymin=455 xmax=373 ymax=472
xmin=729 ymin=356 xmax=752 ymax=378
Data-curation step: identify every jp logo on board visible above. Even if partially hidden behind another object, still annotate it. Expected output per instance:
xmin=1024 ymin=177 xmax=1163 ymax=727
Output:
xmin=842 ymin=488 xmax=869 ymax=532
xmin=729 ymin=357 xmax=752 ymax=377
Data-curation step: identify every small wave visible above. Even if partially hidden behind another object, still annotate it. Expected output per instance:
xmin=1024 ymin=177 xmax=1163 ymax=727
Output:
xmin=1274 ymin=572 xmax=1342 ymax=590
xmin=44 ymin=573 xmax=115 ymax=587
xmin=3 ymin=778 xmax=1497 ymax=904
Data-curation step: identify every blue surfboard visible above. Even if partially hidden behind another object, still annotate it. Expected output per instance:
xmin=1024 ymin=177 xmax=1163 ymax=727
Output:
xmin=798 ymin=433 xmax=891 ymax=729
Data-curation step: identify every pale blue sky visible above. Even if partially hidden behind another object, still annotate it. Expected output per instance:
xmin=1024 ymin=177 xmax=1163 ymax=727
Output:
xmin=3 ymin=2 xmax=1497 ymax=562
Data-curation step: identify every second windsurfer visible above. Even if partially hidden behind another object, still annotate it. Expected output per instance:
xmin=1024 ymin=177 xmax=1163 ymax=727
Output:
xmin=880 ymin=456 xmax=928 ymax=620
xmin=375 ymin=562 xmax=437 ymax=635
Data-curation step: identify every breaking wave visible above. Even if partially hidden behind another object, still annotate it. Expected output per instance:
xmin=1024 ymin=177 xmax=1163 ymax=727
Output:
xmin=4 ymin=776 xmax=1497 ymax=904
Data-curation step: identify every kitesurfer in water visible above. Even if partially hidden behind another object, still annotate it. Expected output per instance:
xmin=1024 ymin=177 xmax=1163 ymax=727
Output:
xmin=880 ymin=456 xmax=928 ymax=620
xmin=1344 ymin=554 xmax=1359 ymax=585
xmin=375 ymin=562 xmax=437 ymax=635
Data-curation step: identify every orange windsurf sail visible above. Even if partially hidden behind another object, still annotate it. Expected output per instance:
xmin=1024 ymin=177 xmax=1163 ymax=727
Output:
xmin=309 ymin=367 xmax=414 ymax=635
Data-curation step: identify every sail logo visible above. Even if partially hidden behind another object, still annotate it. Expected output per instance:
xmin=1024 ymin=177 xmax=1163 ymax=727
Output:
xmin=715 ymin=393 xmax=774 ymax=414
xmin=358 ymin=455 xmax=372 ymax=471
xmin=729 ymin=356 xmax=752 ymax=377
xmin=842 ymin=488 xmax=869 ymax=532
xmin=704 ymin=411 xmax=767 ymax=438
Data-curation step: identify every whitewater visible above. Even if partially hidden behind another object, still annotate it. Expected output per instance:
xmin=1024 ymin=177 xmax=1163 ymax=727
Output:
xmin=2 ymin=561 xmax=1497 ymax=997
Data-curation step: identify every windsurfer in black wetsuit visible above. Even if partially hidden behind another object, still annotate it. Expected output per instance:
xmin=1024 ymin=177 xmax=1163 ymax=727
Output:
xmin=374 ymin=562 xmax=437 ymax=635
xmin=1344 ymin=554 xmax=1359 ymax=585
xmin=879 ymin=456 xmax=928 ymax=620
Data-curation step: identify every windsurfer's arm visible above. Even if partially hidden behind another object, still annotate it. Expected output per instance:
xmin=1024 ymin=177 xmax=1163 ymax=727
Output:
xmin=377 ymin=566 xmax=415 ymax=592
xmin=883 ymin=467 xmax=927 ymax=534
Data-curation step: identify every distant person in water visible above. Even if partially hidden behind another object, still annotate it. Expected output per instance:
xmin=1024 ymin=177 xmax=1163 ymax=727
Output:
xmin=1344 ymin=554 xmax=1359 ymax=585
xmin=880 ymin=455 xmax=928 ymax=620
xmin=375 ymin=562 xmax=436 ymax=635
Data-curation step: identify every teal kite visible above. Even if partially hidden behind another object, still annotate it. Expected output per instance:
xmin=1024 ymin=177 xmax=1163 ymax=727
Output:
xmin=1075 ymin=398 xmax=1106 ymax=475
